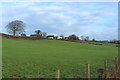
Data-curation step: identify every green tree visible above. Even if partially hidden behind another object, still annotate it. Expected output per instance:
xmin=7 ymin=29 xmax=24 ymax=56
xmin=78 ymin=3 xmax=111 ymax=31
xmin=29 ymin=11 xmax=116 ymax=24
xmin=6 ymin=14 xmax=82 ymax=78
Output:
xmin=68 ymin=34 xmax=79 ymax=41
xmin=35 ymin=30 xmax=42 ymax=35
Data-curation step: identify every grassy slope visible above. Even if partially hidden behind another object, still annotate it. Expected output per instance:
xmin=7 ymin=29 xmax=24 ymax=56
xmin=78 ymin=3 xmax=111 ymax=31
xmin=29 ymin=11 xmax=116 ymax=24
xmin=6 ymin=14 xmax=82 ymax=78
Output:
xmin=2 ymin=38 xmax=118 ymax=78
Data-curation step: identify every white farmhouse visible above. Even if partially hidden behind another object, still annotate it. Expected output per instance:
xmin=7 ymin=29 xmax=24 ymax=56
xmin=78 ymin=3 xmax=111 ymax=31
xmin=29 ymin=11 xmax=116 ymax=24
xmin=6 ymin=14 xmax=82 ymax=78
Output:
xmin=57 ymin=36 xmax=64 ymax=40
xmin=47 ymin=35 xmax=55 ymax=39
xmin=48 ymin=37 xmax=54 ymax=39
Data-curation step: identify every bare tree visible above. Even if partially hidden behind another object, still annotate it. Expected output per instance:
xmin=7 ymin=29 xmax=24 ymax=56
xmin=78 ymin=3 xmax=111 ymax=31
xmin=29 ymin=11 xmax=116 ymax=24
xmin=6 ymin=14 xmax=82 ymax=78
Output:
xmin=6 ymin=20 xmax=25 ymax=36
xmin=85 ymin=36 xmax=89 ymax=41
xmin=42 ymin=32 xmax=47 ymax=38
xmin=80 ymin=35 xmax=84 ymax=40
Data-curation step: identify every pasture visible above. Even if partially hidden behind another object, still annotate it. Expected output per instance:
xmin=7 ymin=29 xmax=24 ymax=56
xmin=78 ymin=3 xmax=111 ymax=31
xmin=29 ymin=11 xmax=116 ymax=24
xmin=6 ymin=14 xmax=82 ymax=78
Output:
xmin=2 ymin=38 xmax=118 ymax=78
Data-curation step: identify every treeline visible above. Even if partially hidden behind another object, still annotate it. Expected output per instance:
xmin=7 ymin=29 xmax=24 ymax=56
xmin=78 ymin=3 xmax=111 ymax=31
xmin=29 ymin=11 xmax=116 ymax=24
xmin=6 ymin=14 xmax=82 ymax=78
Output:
xmin=1 ymin=33 xmax=120 ymax=45
xmin=0 ymin=33 xmax=46 ymax=40
xmin=3 ymin=20 xmax=120 ymax=44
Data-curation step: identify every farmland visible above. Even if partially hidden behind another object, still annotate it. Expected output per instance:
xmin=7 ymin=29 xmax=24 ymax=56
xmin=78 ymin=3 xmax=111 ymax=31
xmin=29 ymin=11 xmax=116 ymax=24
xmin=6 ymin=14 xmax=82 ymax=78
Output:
xmin=2 ymin=38 xmax=118 ymax=78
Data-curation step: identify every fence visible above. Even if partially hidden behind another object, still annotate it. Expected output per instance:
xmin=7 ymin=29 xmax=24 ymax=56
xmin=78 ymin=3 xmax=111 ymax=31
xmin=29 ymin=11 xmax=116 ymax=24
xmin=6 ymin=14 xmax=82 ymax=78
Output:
xmin=2 ymin=57 xmax=120 ymax=79
xmin=55 ymin=57 xmax=120 ymax=79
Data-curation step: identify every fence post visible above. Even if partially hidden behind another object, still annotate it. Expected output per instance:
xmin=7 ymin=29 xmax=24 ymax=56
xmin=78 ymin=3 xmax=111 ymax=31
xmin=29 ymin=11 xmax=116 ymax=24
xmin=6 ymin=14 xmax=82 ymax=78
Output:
xmin=56 ymin=69 xmax=60 ymax=80
xmin=104 ymin=60 xmax=107 ymax=79
xmin=86 ymin=64 xmax=90 ymax=80
xmin=38 ymin=71 xmax=40 ymax=80
xmin=115 ymin=57 xmax=118 ymax=73
xmin=118 ymin=57 xmax=120 ymax=72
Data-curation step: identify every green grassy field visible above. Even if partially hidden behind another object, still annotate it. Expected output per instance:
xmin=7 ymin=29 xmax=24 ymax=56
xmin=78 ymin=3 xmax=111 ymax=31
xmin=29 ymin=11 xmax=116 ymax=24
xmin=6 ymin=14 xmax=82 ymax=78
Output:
xmin=2 ymin=38 xmax=118 ymax=78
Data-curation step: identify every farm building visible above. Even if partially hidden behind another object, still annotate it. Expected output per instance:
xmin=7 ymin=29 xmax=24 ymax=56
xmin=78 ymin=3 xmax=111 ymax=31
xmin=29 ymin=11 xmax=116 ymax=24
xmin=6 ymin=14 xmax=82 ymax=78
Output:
xmin=47 ymin=35 xmax=55 ymax=39
xmin=57 ymin=36 xmax=64 ymax=40
xmin=47 ymin=35 xmax=64 ymax=40
xmin=30 ymin=34 xmax=41 ymax=37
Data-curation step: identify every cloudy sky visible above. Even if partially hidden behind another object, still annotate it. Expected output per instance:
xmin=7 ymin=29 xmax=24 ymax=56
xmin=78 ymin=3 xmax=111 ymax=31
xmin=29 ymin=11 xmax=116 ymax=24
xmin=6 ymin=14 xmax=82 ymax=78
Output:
xmin=0 ymin=2 xmax=118 ymax=40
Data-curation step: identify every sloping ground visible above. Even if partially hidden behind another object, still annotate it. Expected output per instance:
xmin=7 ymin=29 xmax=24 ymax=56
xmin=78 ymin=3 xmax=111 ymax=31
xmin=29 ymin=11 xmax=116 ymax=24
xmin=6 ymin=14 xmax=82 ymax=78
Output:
xmin=2 ymin=37 xmax=118 ymax=78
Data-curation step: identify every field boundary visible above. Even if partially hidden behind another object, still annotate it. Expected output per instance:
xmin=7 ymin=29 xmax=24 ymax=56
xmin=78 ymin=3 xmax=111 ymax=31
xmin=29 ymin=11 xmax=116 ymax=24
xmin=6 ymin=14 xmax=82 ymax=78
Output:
xmin=1 ymin=33 xmax=120 ymax=46
xmin=2 ymin=57 xmax=119 ymax=79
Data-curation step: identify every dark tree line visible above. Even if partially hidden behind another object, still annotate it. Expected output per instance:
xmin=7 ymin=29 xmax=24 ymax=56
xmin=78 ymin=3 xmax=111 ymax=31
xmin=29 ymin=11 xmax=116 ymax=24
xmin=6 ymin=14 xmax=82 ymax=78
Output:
xmin=5 ymin=20 xmax=92 ymax=41
xmin=5 ymin=20 xmax=94 ymax=41
xmin=34 ymin=30 xmax=47 ymax=38
xmin=68 ymin=34 xmax=79 ymax=41
xmin=6 ymin=20 xmax=119 ymax=43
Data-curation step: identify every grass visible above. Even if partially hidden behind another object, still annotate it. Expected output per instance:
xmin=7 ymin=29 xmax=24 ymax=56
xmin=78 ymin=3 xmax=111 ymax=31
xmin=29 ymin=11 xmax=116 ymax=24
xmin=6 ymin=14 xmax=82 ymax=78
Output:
xmin=2 ymin=38 xmax=118 ymax=78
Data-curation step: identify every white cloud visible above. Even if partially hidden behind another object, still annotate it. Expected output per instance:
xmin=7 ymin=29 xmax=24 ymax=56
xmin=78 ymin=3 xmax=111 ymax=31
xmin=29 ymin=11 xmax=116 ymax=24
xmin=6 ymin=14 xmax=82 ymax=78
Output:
xmin=1 ymin=2 xmax=118 ymax=40
xmin=29 ymin=6 xmax=63 ymax=11
xmin=0 ymin=0 xmax=119 ymax=2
